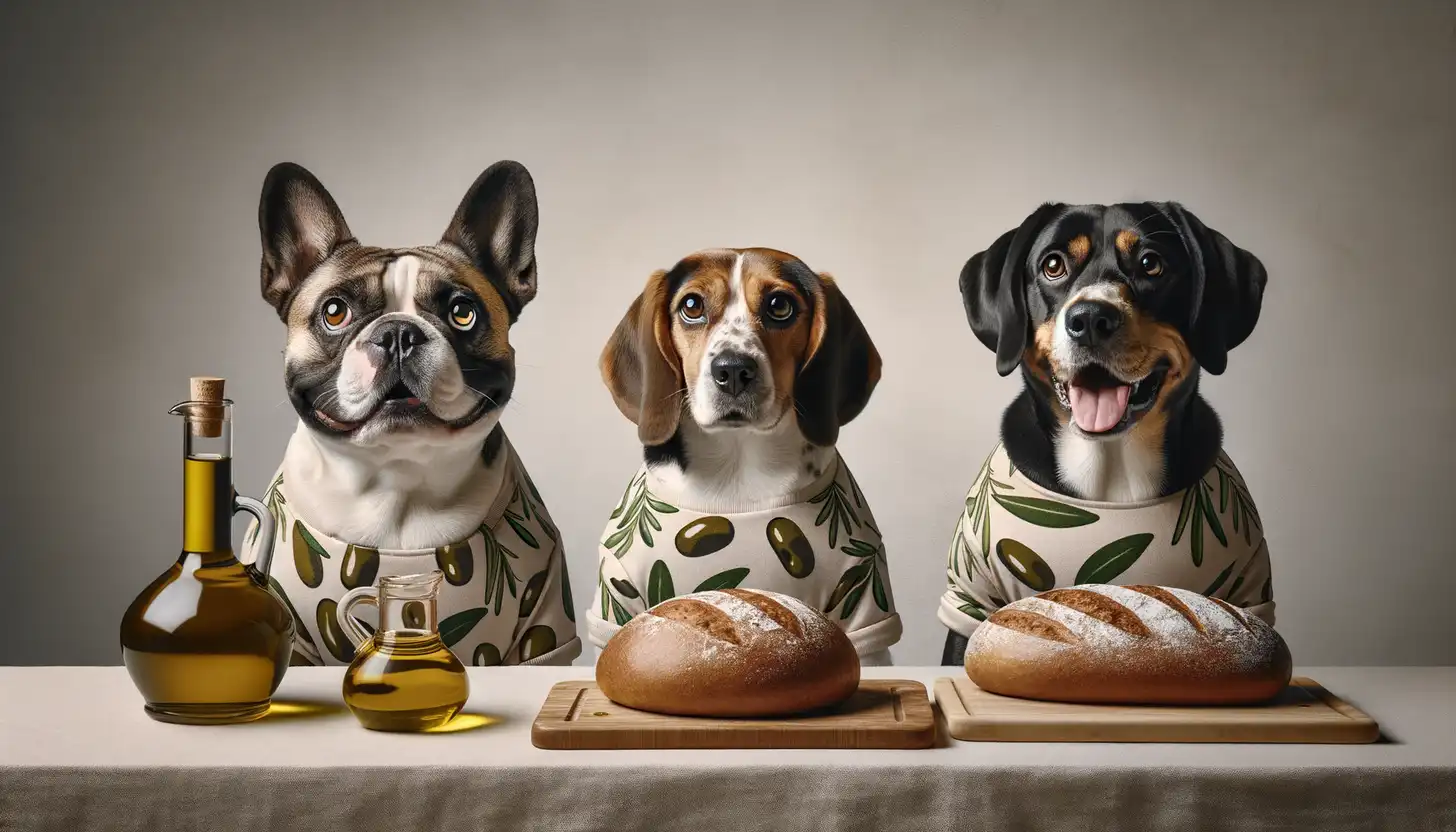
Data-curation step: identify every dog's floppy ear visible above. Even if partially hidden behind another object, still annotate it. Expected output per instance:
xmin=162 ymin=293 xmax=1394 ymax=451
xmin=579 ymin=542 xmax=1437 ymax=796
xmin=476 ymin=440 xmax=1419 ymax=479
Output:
xmin=600 ymin=270 xmax=684 ymax=446
xmin=958 ymin=202 xmax=1064 ymax=376
xmin=1158 ymin=202 xmax=1268 ymax=375
xmin=795 ymin=273 xmax=882 ymax=447
xmin=442 ymin=160 xmax=540 ymax=322
xmin=259 ymin=163 xmax=355 ymax=319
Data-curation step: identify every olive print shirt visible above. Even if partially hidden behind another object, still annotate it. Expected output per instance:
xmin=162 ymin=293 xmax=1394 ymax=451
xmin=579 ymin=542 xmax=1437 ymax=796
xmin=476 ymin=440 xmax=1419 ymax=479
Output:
xmin=588 ymin=455 xmax=904 ymax=658
xmin=939 ymin=443 xmax=1275 ymax=639
xmin=245 ymin=434 xmax=580 ymax=668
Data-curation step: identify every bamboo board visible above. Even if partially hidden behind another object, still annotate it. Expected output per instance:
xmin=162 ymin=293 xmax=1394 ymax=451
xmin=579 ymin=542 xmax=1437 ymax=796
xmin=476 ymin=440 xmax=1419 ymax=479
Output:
xmin=934 ymin=675 xmax=1380 ymax=743
xmin=531 ymin=679 xmax=936 ymax=750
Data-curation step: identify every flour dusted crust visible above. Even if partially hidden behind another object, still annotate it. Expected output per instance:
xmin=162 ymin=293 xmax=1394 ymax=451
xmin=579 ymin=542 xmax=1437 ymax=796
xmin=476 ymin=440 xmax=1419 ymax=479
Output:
xmin=965 ymin=584 xmax=1293 ymax=705
xmin=596 ymin=588 xmax=861 ymax=717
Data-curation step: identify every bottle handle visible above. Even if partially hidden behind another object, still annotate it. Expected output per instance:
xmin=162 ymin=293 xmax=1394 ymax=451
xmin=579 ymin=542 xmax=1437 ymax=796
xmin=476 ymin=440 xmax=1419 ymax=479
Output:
xmin=337 ymin=586 xmax=379 ymax=650
xmin=233 ymin=492 xmax=277 ymax=579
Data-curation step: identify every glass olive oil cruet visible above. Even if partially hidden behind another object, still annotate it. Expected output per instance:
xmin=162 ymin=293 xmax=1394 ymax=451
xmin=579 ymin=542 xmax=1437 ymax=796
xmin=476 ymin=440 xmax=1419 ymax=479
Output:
xmin=338 ymin=570 xmax=469 ymax=732
xmin=119 ymin=377 xmax=295 ymax=724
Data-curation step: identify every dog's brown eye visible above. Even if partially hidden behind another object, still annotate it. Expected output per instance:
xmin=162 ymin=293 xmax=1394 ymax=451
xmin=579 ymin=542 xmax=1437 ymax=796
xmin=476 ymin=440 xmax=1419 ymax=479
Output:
xmin=1040 ymin=254 xmax=1067 ymax=280
xmin=449 ymin=300 xmax=477 ymax=331
xmin=321 ymin=298 xmax=351 ymax=330
xmin=679 ymin=294 xmax=707 ymax=324
xmin=1139 ymin=252 xmax=1164 ymax=277
xmin=763 ymin=292 xmax=796 ymax=323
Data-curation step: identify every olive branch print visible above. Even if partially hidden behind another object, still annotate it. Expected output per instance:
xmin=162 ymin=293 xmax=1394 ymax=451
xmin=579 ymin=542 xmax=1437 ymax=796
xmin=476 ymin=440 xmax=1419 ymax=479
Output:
xmin=503 ymin=461 xmax=552 ymax=550
xmin=808 ymin=460 xmax=864 ymax=549
xmin=597 ymin=560 xmax=637 ymax=626
xmin=244 ymin=471 xmax=287 ymax=549
xmin=603 ymin=471 xmax=679 ymax=557
xmin=479 ymin=523 xmax=521 ymax=616
xmin=1214 ymin=454 xmax=1262 ymax=545
xmin=952 ymin=588 xmax=987 ymax=621
xmin=1172 ymin=476 xmax=1227 ymax=568
xmin=825 ymin=537 xmax=891 ymax=620
xmin=963 ymin=451 xmax=1014 ymax=567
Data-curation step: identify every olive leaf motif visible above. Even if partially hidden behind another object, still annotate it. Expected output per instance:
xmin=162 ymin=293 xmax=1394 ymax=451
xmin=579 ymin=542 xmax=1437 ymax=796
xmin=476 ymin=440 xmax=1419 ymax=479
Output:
xmin=246 ymin=471 xmax=287 ymax=549
xmin=1203 ymin=561 xmax=1236 ymax=596
xmin=510 ymin=461 xmax=559 ymax=546
xmin=647 ymin=559 xmax=675 ymax=607
xmin=964 ymin=450 xmax=1015 ymax=568
xmin=952 ymin=588 xmax=987 ymax=621
xmin=807 ymin=460 xmax=862 ymax=549
xmin=603 ymin=471 xmax=678 ymax=557
xmin=478 ymin=524 xmax=521 ymax=617
xmin=561 ymin=562 xmax=576 ymax=623
xmin=1215 ymin=455 xmax=1262 ymax=545
xmin=991 ymin=494 xmax=1100 ymax=528
xmin=1073 ymin=533 xmax=1154 ymax=585
xmin=826 ymin=538 xmax=891 ymax=618
xmin=1173 ymin=477 xmax=1233 ymax=567
xmin=440 ymin=607 xmax=490 ymax=647
xmin=597 ymin=562 xmax=636 ymax=626
xmin=693 ymin=567 xmax=751 ymax=593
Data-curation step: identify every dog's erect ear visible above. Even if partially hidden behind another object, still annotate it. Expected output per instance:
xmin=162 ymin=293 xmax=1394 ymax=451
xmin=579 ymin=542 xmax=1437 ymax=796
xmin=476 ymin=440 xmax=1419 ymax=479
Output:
xmin=795 ymin=273 xmax=882 ymax=447
xmin=959 ymin=202 xmax=1064 ymax=376
xmin=1158 ymin=202 xmax=1268 ymax=375
xmin=442 ymin=160 xmax=540 ymax=322
xmin=600 ymin=270 xmax=684 ymax=447
xmin=259 ymin=163 xmax=355 ymax=319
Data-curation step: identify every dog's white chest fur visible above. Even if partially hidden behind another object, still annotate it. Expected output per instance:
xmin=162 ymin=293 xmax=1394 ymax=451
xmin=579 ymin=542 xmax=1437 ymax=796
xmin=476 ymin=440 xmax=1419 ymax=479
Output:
xmin=282 ymin=419 xmax=504 ymax=549
xmin=1054 ymin=427 xmax=1164 ymax=503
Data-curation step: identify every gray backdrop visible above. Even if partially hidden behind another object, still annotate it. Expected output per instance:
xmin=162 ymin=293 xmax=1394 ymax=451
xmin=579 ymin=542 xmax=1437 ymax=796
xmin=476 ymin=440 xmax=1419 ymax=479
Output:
xmin=3 ymin=0 xmax=1453 ymax=667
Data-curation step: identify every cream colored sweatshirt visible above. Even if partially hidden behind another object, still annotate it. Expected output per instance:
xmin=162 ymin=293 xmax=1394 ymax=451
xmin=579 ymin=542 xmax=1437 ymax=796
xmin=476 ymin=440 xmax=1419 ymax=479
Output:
xmin=939 ymin=443 xmax=1274 ymax=638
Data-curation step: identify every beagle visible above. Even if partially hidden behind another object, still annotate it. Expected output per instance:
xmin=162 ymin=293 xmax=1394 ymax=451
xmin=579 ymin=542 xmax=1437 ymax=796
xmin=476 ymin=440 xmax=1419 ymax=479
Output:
xmin=588 ymin=248 xmax=902 ymax=665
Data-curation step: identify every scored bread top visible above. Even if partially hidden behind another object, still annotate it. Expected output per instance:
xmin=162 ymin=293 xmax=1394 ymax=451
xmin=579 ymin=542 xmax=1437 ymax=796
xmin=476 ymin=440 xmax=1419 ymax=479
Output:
xmin=645 ymin=588 xmax=838 ymax=646
xmin=975 ymin=584 xmax=1274 ymax=657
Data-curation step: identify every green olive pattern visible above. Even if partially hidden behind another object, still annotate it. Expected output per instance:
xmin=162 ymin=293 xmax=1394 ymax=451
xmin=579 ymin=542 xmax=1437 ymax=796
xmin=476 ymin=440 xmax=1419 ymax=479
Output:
xmin=520 ymin=570 xmax=548 ymax=618
xmin=766 ymin=517 xmax=815 ymax=578
xmin=292 ymin=520 xmax=329 ymax=589
xmin=339 ymin=544 xmax=379 ymax=590
xmin=995 ymin=538 xmax=1056 ymax=592
xmin=402 ymin=600 xmax=427 ymax=629
xmin=473 ymin=642 xmax=502 ymax=666
xmin=518 ymin=625 xmax=557 ymax=663
xmin=435 ymin=542 xmax=474 ymax=586
xmin=315 ymin=598 xmax=355 ymax=663
xmin=674 ymin=516 xmax=735 ymax=557
xmin=609 ymin=577 xmax=640 ymax=599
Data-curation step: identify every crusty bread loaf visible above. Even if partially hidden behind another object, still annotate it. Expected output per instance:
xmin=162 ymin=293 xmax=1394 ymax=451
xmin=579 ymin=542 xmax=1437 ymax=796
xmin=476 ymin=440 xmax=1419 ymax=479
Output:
xmin=965 ymin=584 xmax=1292 ymax=705
xmin=596 ymin=588 xmax=861 ymax=717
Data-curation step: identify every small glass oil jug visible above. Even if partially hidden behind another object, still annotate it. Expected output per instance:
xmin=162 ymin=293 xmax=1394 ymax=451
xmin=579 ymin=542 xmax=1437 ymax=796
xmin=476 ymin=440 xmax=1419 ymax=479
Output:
xmin=120 ymin=377 xmax=294 ymax=724
xmin=338 ymin=570 xmax=470 ymax=732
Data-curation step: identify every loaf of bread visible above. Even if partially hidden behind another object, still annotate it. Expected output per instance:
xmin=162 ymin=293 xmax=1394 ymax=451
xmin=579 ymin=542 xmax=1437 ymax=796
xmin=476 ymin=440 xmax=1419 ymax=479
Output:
xmin=596 ymin=588 xmax=861 ymax=717
xmin=965 ymin=584 xmax=1292 ymax=705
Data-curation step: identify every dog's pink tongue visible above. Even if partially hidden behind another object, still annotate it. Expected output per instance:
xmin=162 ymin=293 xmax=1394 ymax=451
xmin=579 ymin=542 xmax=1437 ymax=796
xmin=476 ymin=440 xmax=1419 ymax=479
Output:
xmin=1069 ymin=384 xmax=1131 ymax=433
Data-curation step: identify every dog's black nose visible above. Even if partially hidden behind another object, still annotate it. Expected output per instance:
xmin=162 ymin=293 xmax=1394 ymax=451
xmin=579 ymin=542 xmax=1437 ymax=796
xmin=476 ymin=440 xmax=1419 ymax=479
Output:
xmin=369 ymin=320 xmax=426 ymax=359
xmin=710 ymin=352 xmax=758 ymax=396
xmin=1064 ymin=301 xmax=1123 ymax=347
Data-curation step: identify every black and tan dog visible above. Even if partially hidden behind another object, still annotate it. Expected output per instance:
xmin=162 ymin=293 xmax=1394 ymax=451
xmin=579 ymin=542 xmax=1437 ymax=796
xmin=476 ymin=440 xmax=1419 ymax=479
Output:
xmin=939 ymin=203 xmax=1276 ymax=665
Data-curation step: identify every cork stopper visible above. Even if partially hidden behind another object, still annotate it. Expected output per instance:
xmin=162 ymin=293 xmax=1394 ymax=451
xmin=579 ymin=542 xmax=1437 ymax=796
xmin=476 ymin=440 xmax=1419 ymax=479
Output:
xmin=189 ymin=376 xmax=226 ymax=437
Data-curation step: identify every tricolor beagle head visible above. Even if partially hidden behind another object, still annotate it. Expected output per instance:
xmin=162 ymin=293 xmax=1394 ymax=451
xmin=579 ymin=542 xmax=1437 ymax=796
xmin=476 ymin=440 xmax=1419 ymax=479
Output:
xmin=258 ymin=160 xmax=538 ymax=447
xmin=960 ymin=202 xmax=1267 ymax=438
xmin=601 ymin=248 xmax=881 ymax=451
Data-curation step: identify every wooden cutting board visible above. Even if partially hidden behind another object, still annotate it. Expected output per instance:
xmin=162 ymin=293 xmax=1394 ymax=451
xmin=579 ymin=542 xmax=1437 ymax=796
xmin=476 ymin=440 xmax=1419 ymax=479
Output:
xmin=935 ymin=675 xmax=1380 ymax=743
xmin=531 ymin=679 xmax=936 ymax=750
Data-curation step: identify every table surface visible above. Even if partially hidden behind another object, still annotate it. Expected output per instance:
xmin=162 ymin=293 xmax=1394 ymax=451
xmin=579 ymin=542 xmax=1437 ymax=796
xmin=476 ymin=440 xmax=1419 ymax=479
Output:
xmin=2 ymin=666 xmax=1454 ymax=832
xmin=2 ymin=665 xmax=1453 ymax=768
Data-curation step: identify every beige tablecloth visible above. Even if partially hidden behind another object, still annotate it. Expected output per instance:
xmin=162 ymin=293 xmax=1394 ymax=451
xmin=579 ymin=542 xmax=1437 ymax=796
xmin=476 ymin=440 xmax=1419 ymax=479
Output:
xmin=1 ymin=666 xmax=1453 ymax=831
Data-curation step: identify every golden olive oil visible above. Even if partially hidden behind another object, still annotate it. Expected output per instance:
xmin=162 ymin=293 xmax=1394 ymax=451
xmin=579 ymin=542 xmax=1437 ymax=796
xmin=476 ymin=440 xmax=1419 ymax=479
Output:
xmin=121 ymin=395 xmax=295 ymax=725
xmin=342 ymin=632 xmax=469 ymax=732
